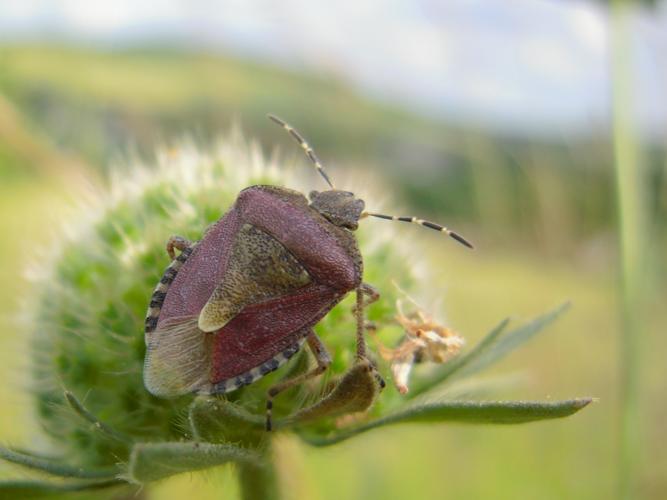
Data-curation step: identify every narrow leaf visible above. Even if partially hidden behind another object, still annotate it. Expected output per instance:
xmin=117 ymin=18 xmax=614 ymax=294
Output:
xmin=302 ymin=398 xmax=592 ymax=446
xmin=0 ymin=446 xmax=119 ymax=479
xmin=0 ymin=479 xmax=126 ymax=497
xmin=458 ymin=302 xmax=570 ymax=378
xmin=127 ymin=441 xmax=261 ymax=483
xmin=411 ymin=303 xmax=570 ymax=397
xmin=65 ymin=391 xmax=133 ymax=444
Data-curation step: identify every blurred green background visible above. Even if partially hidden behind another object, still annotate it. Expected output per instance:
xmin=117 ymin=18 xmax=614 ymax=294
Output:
xmin=0 ymin=1 xmax=665 ymax=498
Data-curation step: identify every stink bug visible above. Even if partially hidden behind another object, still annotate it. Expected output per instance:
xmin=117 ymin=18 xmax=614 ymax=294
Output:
xmin=143 ymin=115 xmax=474 ymax=430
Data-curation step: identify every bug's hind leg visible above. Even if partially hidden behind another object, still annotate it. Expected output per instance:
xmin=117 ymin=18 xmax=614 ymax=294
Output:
xmin=266 ymin=330 xmax=331 ymax=431
xmin=166 ymin=235 xmax=192 ymax=260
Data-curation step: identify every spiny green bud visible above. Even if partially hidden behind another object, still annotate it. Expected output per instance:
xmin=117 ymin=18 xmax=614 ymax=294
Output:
xmin=27 ymin=134 xmax=422 ymax=465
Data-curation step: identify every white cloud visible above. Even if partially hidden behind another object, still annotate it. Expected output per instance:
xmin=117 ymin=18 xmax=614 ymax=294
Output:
xmin=569 ymin=2 xmax=607 ymax=55
xmin=0 ymin=0 xmax=665 ymax=134
xmin=520 ymin=36 xmax=582 ymax=84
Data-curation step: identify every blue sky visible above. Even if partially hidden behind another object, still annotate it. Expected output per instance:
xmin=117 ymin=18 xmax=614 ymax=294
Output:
xmin=0 ymin=0 xmax=665 ymax=137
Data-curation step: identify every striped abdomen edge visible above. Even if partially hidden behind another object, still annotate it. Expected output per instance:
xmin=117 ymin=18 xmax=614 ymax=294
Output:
xmin=144 ymin=245 xmax=195 ymax=334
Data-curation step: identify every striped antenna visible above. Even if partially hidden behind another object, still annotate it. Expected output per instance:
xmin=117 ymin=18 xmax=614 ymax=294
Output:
xmin=362 ymin=212 xmax=474 ymax=249
xmin=267 ymin=114 xmax=335 ymax=189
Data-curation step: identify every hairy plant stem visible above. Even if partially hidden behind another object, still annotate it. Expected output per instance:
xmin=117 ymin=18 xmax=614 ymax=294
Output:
xmin=237 ymin=439 xmax=279 ymax=500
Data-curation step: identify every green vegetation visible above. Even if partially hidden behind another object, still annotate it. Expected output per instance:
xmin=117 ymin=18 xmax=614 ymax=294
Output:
xmin=1 ymin=45 xmax=664 ymax=258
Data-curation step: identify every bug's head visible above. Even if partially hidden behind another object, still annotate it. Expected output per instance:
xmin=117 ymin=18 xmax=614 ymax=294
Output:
xmin=309 ymin=190 xmax=365 ymax=230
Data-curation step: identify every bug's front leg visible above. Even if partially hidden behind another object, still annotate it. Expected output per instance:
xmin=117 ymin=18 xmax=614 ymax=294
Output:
xmin=353 ymin=283 xmax=380 ymax=314
xmin=266 ymin=329 xmax=332 ymax=431
xmin=353 ymin=283 xmax=380 ymax=360
xmin=354 ymin=284 xmax=385 ymax=389
xmin=166 ymin=235 xmax=193 ymax=260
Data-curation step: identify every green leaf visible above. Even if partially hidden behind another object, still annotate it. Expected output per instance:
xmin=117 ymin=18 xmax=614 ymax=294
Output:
xmin=0 ymin=446 xmax=119 ymax=479
xmin=411 ymin=303 xmax=570 ymax=397
xmin=458 ymin=303 xmax=571 ymax=378
xmin=302 ymin=398 xmax=593 ymax=446
xmin=0 ymin=479 xmax=127 ymax=497
xmin=127 ymin=441 xmax=261 ymax=483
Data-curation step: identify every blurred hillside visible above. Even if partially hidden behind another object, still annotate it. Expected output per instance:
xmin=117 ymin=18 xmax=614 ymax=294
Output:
xmin=1 ymin=45 xmax=664 ymax=265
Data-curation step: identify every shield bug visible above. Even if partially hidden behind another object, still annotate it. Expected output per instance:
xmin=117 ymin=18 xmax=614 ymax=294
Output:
xmin=143 ymin=114 xmax=474 ymax=430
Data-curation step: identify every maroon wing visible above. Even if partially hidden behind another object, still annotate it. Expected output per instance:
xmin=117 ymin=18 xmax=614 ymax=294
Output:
xmin=157 ymin=208 xmax=243 ymax=325
xmin=210 ymin=283 xmax=342 ymax=384
xmin=144 ymin=206 xmax=244 ymax=397
xmin=204 ymin=186 xmax=362 ymax=387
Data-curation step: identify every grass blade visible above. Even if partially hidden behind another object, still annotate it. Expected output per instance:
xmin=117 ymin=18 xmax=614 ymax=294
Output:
xmin=610 ymin=2 xmax=650 ymax=497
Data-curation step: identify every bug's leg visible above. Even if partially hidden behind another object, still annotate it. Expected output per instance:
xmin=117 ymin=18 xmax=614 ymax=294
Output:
xmin=146 ymin=237 xmax=195 ymax=334
xmin=354 ymin=284 xmax=385 ymax=388
xmin=354 ymin=288 xmax=368 ymax=360
xmin=166 ymin=235 xmax=192 ymax=260
xmin=353 ymin=283 xmax=380 ymax=359
xmin=350 ymin=283 xmax=379 ymax=348
xmin=266 ymin=330 xmax=332 ymax=431
xmin=352 ymin=283 xmax=380 ymax=315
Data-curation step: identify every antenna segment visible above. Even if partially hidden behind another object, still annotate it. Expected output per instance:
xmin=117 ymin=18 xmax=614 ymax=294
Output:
xmin=268 ymin=114 xmax=335 ymax=189
xmin=362 ymin=212 xmax=474 ymax=249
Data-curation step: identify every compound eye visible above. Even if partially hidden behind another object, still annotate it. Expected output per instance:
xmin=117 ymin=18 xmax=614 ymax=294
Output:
xmin=309 ymin=190 xmax=319 ymax=200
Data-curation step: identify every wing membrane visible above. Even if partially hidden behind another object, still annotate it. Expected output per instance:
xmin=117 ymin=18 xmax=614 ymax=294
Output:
xmin=144 ymin=316 xmax=213 ymax=397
